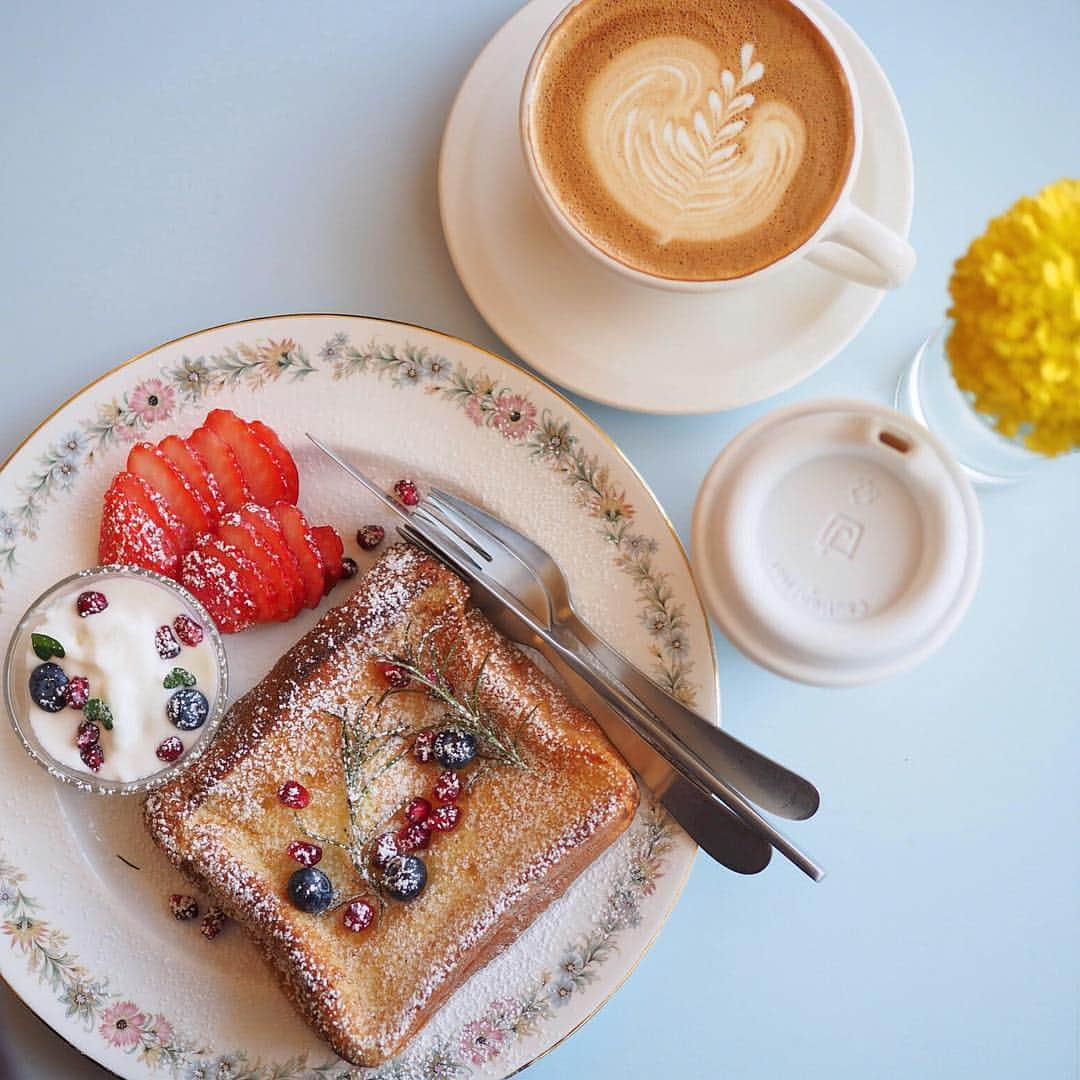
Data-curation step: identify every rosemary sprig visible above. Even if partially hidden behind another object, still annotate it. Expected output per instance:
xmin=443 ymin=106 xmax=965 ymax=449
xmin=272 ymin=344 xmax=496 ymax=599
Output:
xmin=378 ymin=626 xmax=530 ymax=769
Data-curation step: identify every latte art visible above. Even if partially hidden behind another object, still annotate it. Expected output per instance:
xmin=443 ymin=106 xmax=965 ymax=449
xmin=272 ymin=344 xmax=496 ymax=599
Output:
xmin=588 ymin=40 xmax=805 ymax=245
xmin=526 ymin=0 xmax=856 ymax=281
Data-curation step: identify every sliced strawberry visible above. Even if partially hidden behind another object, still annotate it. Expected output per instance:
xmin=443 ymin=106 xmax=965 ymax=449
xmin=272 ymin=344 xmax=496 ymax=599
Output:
xmin=188 ymin=426 xmax=252 ymax=511
xmin=237 ymin=504 xmax=305 ymax=615
xmin=270 ymin=503 xmax=325 ymax=609
xmin=204 ymin=409 xmax=288 ymax=506
xmin=311 ymin=525 xmax=344 ymax=592
xmin=104 ymin=470 xmax=187 ymax=553
xmin=158 ymin=435 xmax=226 ymax=523
xmin=127 ymin=442 xmax=213 ymax=541
xmin=180 ymin=535 xmax=259 ymax=633
xmin=99 ymin=474 xmax=181 ymax=578
xmin=248 ymin=420 xmax=299 ymax=503
xmin=217 ymin=515 xmax=294 ymax=620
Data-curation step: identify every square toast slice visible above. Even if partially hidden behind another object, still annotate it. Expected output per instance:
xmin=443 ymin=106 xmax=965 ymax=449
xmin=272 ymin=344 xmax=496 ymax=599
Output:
xmin=145 ymin=544 xmax=639 ymax=1065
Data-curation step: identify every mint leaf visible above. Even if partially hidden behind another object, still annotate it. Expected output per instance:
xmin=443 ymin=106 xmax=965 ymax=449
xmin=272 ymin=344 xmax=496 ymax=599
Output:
xmin=31 ymin=633 xmax=65 ymax=661
xmin=163 ymin=667 xmax=197 ymax=689
xmin=84 ymin=698 xmax=114 ymax=731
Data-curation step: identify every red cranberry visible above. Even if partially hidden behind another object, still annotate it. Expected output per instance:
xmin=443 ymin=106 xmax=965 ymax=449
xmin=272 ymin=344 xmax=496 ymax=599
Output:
xmin=413 ymin=730 xmax=435 ymax=763
xmin=393 ymin=479 xmax=420 ymax=507
xmin=76 ymin=590 xmax=108 ymax=617
xmin=371 ymin=832 xmax=400 ymax=868
xmin=173 ymin=614 xmax=204 ymax=646
xmin=155 ymin=625 xmax=181 ymax=660
xmin=156 ymin=736 xmax=185 ymax=763
xmin=356 ymin=524 xmax=385 ymax=551
xmin=287 ymin=840 xmax=323 ymax=867
xmin=278 ymin=780 xmax=311 ymax=809
xmin=405 ymin=797 xmax=431 ymax=824
xmin=430 ymin=804 xmax=461 ymax=832
xmin=397 ymin=821 xmax=431 ymax=853
xmin=340 ymin=557 xmax=359 ymax=580
xmin=75 ymin=719 xmax=100 ymax=749
xmin=433 ymin=770 xmax=462 ymax=804
xmin=169 ymin=894 xmax=199 ymax=920
xmin=79 ymin=743 xmax=104 ymax=772
xmin=342 ymin=898 xmax=376 ymax=932
xmin=377 ymin=662 xmax=410 ymax=689
xmin=200 ymin=906 xmax=226 ymax=940
xmin=65 ymin=676 xmax=90 ymax=710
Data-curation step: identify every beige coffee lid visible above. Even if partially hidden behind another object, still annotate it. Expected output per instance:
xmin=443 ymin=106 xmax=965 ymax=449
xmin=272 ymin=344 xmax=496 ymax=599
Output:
xmin=691 ymin=399 xmax=982 ymax=686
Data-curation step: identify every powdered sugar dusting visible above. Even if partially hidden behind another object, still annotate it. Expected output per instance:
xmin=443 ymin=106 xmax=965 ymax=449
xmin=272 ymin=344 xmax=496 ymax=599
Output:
xmin=145 ymin=544 xmax=638 ymax=1066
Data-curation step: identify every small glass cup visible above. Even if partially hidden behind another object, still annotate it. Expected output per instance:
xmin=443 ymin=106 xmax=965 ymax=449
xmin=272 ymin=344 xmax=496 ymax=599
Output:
xmin=5 ymin=565 xmax=229 ymax=795
xmin=894 ymin=320 xmax=1074 ymax=486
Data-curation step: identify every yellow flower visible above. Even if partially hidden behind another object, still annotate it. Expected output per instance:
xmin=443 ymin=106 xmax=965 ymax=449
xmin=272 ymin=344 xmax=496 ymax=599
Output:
xmin=946 ymin=179 xmax=1080 ymax=456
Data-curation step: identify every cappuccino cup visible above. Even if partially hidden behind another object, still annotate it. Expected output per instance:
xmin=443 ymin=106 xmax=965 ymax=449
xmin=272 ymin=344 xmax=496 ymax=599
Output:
xmin=520 ymin=0 xmax=915 ymax=292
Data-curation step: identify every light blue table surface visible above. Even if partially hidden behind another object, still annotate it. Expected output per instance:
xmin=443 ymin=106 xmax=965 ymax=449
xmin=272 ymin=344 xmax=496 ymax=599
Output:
xmin=2 ymin=2 xmax=1077 ymax=1077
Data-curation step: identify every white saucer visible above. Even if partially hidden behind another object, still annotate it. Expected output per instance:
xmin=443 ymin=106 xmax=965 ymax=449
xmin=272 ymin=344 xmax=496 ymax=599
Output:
xmin=439 ymin=0 xmax=914 ymax=415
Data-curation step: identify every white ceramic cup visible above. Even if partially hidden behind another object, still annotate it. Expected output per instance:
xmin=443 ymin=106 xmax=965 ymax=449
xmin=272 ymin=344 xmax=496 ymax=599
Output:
xmin=519 ymin=0 xmax=916 ymax=292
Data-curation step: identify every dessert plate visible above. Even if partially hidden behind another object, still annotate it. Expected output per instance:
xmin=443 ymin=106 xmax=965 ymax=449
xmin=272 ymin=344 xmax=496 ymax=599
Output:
xmin=0 ymin=315 xmax=717 ymax=1079
xmin=439 ymin=0 xmax=914 ymax=414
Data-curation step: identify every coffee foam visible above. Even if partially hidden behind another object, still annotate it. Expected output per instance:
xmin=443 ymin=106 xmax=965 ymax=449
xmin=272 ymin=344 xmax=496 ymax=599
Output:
xmin=528 ymin=0 xmax=856 ymax=281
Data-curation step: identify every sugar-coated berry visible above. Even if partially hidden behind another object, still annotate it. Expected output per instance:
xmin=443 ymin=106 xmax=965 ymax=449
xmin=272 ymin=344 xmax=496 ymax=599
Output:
xmin=377 ymin=661 xmax=410 ymax=689
xmin=433 ymin=770 xmax=461 ymax=804
xmin=412 ymin=730 xmax=435 ymax=763
xmin=278 ymin=780 xmax=311 ymax=809
xmin=433 ymin=729 xmax=477 ymax=770
xmin=173 ymin=614 xmax=204 ymax=646
xmin=287 ymin=867 xmax=333 ymax=914
xmin=169 ymin=894 xmax=199 ymax=920
xmin=381 ymin=854 xmax=427 ymax=902
xmin=155 ymin=625 xmax=181 ymax=660
xmin=200 ymin=906 xmax=227 ymax=939
xmin=65 ymin=675 xmax=90 ymax=710
xmin=340 ymin=557 xmax=359 ymax=580
xmin=393 ymin=479 xmax=420 ymax=507
xmin=397 ymin=821 xmax=431 ymax=853
xmin=405 ymin=797 xmax=431 ymax=824
xmin=79 ymin=742 xmax=104 ymax=772
xmin=370 ymin=832 xmax=400 ymax=868
xmin=75 ymin=719 xmax=100 ymax=749
xmin=356 ymin=524 xmax=385 ymax=551
xmin=167 ymin=687 xmax=209 ymax=731
xmin=156 ymin=736 xmax=185 ymax=763
xmin=342 ymin=898 xmax=376 ymax=933
xmin=287 ymin=840 xmax=323 ymax=867
xmin=430 ymin=804 xmax=461 ymax=832
xmin=29 ymin=662 xmax=68 ymax=713
xmin=76 ymin=590 xmax=108 ymax=617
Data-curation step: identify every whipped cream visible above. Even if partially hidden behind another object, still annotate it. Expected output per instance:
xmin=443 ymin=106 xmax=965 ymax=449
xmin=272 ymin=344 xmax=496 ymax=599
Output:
xmin=24 ymin=576 xmax=218 ymax=783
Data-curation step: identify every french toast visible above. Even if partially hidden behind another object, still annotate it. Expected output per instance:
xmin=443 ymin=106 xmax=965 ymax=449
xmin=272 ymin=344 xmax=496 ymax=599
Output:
xmin=144 ymin=543 xmax=639 ymax=1065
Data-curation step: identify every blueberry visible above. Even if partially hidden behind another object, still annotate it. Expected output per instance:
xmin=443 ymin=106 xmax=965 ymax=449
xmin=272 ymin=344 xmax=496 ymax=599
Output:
xmin=167 ymin=687 xmax=209 ymax=731
xmin=381 ymin=853 xmax=427 ymax=902
xmin=29 ymin=662 xmax=68 ymax=713
xmin=287 ymin=867 xmax=333 ymax=914
xmin=433 ymin=729 xmax=477 ymax=771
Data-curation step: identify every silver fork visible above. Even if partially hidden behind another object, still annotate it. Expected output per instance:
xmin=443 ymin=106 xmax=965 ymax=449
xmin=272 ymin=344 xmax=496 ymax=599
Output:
xmin=307 ymin=435 xmax=822 ymax=879
xmin=424 ymin=487 xmax=820 ymax=822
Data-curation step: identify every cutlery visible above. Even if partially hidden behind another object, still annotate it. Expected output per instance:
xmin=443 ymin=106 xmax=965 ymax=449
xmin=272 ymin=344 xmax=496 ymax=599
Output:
xmin=308 ymin=435 xmax=823 ymax=880
xmin=424 ymin=486 xmax=820 ymax=822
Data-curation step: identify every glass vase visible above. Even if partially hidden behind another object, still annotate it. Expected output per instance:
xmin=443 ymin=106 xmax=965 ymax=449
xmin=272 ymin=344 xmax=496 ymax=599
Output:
xmin=895 ymin=320 xmax=1063 ymax=486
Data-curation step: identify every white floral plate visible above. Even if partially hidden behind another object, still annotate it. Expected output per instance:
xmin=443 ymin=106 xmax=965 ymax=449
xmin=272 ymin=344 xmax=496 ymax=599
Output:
xmin=0 ymin=315 xmax=718 ymax=1079
xmin=439 ymin=0 xmax=914 ymax=414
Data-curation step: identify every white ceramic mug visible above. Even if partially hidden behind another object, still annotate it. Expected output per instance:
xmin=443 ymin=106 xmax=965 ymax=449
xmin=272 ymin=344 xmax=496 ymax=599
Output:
xmin=519 ymin=0 xmax=916 ymax=292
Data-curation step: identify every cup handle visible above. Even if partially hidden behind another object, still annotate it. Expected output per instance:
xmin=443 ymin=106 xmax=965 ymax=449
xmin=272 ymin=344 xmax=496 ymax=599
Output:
xmin=805 ymin=203 xmax=916 ymax=289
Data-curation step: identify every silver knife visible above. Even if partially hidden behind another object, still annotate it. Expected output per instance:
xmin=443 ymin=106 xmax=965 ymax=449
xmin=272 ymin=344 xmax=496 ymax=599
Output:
xmin=308 ymin=435 xmax=823 ymax=880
